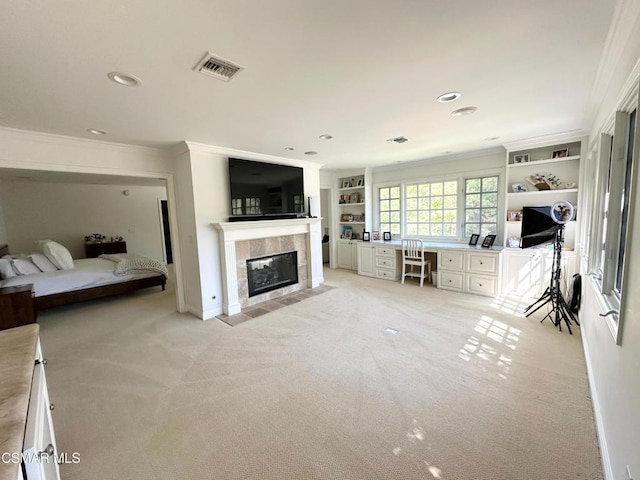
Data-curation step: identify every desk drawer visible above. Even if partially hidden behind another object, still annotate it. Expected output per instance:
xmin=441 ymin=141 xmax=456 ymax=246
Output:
xmin=467 ymin=252 xmax=498 ymax=275
xmin=438 ymin=251 xmax=465 ymax=271
xmin=376 ymin=247 xmax=396 ymax=257
xmin=467 ymin=274 xmax=497 ymax=297
xmin=376 ymin=268 xmax=397 ymax=280
xmin=438 ymin=271 xmax=464 ymax=291
xmin=376 ymin=256 xmax=396 ymax=268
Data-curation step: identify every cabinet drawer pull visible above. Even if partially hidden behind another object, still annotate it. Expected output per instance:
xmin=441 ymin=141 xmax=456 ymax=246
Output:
xmin=448 ymin=279 xmax=452 ymax=283
xmin=49 ymin=403 xmax=55 ymax=411
xmin=479 ymin=261 xmax=483 ymax=265
xmin=478 ymin=283 xmax=483 ymax=287
xmin=40 ymin=444 xmax=55 ymax=459
xmin=448 ymin=259 xmax=452 ymax=262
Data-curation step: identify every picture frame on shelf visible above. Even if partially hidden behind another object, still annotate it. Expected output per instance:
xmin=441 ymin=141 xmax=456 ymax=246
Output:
xmin=343 ymin=228 xmax=353 ymax=239
xmin=507 ymin=209 xmax=522 ymax=221
xmin=514 ymin=154 xmax=529 ymax=164
xmin=340 ymin=214 xmax=351 ymax=222
xmin=349 ymin=192 xmax=360 ymax=203
xmin=383 ymin=232 xmax=392 ymax=241
xmin=468 ymin=233 xmax=480 ymax=246
xmin=372 ymin=231 xmax=380 ymax=241
xmin=552 ymin=148 xmax=569 ymax=158
xmin=356 ymin=178 xmax=364 ymax=186
xmin=481 ymin=234 xmax=496 ymax=248
xmin=362 ymin=231 xmax=370 ymax=242
xmin=511 ymin=183 xmax=528 ymax=193
xmin=342 ymin=180 xmax=350 ymax=188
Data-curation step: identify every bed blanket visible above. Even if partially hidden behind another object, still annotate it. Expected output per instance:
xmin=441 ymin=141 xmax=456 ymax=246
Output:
xmin=99 ymin=253 xmax=169 ymax=278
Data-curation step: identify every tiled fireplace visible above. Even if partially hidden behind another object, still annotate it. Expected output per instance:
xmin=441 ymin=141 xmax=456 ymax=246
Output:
xmin=213 ymin=218 xmax=323 ymax=315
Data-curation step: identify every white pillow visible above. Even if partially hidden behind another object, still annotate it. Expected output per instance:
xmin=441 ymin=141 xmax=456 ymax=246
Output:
xmin=11 ymin=258 xmax=42 ymax=275
xmin=0 ymin=258 xmax=16 ymax=279
xmin=39 ymin=240 xmax=74 ymax=270
xmin=30 ymin=253 xmax=59 ymax=272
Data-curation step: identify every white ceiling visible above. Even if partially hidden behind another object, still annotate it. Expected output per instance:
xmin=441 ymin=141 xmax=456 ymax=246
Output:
xmin=0 ymin=0 xmax=617 ymax=169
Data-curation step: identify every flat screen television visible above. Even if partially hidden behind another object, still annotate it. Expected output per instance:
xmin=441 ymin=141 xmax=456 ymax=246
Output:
xmin=520 ymin=206 xmax=559 ymax=248
xmin=228 ymin=158 xmax=305 ymax=221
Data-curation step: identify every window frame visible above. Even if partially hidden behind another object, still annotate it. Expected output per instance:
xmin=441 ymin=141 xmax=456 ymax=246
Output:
xmin=373 ymin=170 xmax=502 ymax=243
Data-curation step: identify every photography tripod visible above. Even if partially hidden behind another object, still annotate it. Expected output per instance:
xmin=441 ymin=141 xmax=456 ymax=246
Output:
xmin=524 ymin=225 xmax=579 ymax=334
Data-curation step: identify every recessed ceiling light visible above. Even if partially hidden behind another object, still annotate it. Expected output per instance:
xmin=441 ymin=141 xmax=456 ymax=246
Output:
xmin=451 ymin=106 xmax=478 ymax=116
xmin=304 ymin=151 xmax=318 ymax=155
xmin=437 ymin=92 xmax=461 ymax=103
xmin=484 ymin=136 xmax=500 ymax=141
xmin=87 ymin=129 xmax=108 ymax=135
xmin=107 ymin=72 xmax=143 ymax=87
xmin=319 ymin=134 xmax=333 ymax=140
xmin=284 ymin=147 xmax=294 ymax=151
xmin=387 ymin=136 xmax=409 ymax=144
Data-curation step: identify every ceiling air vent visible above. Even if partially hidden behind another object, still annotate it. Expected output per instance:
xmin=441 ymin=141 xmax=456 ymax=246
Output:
xmin=387 ymin=136 xmax=409 ymax=144
xmin=193 ymin=52 xmax=243 ymax=82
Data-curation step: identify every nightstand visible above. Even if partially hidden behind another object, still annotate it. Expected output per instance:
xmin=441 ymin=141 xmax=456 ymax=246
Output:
xmin=84 ymin=241 xmax=127 ymax=258
xmin=0 ymin=284 xmax=36 ymax=331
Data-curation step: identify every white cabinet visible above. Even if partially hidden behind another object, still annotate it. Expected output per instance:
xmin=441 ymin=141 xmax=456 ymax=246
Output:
xmin=374 ymin=246 xmax=399 ymax=280
xmin=357 ymin=244 xmax=400 ymax=280
xmin=438 ymin=249 xmax=501 ymax=297
xmin=357 ymin=244 xmax=375 ymax=277
xmin=22 ymin=339 xmax=60 ymax=480
xmin=501 ymin=248 xmax=577 ymax=298
xmin=337 ymin=240 xmax=358 ymax=270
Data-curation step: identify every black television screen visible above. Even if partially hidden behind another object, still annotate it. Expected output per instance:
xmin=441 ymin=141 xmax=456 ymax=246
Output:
xmin=228 ymin=158 xmax=304 ymax=221
xmin=520 ymin=206 xmax=559 ymax=248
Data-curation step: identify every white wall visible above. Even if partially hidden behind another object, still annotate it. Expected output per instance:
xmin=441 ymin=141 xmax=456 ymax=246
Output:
xmin=0 ymin=180 xmax=166 ymax=260
xmin=579 ymin=2 xmax=640 ymax=478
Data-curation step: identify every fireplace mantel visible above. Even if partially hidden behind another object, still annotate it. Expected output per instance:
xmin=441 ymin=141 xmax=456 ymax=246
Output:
xmin=212 ymin=218 xmax=323 ymax=315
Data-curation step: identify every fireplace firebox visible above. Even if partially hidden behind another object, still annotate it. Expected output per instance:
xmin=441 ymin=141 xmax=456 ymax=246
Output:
xmin=247 ymin=251 xmax=298 ymax=297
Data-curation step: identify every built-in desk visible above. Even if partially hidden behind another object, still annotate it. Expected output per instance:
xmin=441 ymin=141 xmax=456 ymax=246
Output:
xmin=357 ymin=241 xmax=503 ymax=297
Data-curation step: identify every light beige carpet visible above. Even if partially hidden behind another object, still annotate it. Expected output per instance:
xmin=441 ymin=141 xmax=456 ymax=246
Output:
xmin=37 ymin=268 xmax=602 ymax=480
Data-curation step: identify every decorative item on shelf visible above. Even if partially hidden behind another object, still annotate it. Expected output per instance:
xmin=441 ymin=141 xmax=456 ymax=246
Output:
xmin=349 ymin=192 xmax=360 ymax=203
xmin=526 ymin=172 xmax=574 ymax=190
xmin=468 ymin=233 xmax=480 ymax=246
xmin=514 ymin=154 xmax=530 ymax=164
xmin=507 ymin=209 xmax=522 ymax=221
xmin=383 ymin=232 xmax=392 ymax=241
xmin=342 ymin=180 xmax=350 ymax=188
xmin=352 ymin=232 xmax=360 ymax=240
xmin=552 ymin=148 xmax=569 ymax=158
xmin=340 ymin=214 xmax=350 ymax=222
xmin=481 ymin=234 xmax=496 ymax=248
xmin=350 ymin=178 xmax=356 ymax=187
xmin=508 ymin=237 xmax=520 ymax=248
xmin=84 ymin=233 xmax=106 ymax=243
xmin=362 ymin=231 xmax=371 ymax=242
xmin=356 ymin=178 xmax=364 ymax=186
xmin=511 ymin=183 xmax=528 ymax=193
xmin=342 ymin=226 xmax=353 ymax=239
xmin=373 ymin=231 xmax=381 ymax=241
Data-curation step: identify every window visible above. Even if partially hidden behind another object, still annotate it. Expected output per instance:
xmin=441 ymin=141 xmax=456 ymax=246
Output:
xmin=379 ymin=186 xmax=401 ymax=236
xmin=293 ymin=194 xmax=304 ymax=213
xmin=231 ymin=198 xmax=243 ymax=215
xmin=464 ymin=176 xmax=499 ymax=237
xmin=588 ymin=106 xmax=638 ymax=344
xmin=615 ymin=109 xmax=636 ymax=294
xmin=405 ymin=180 xmax=457 ymax=237
xmin=245 ymin=197 xmax=261 ymax=214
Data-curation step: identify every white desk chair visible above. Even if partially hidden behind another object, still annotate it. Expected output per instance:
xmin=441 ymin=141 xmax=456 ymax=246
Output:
xmin=401 ymin=238 xmax=431 ymax=287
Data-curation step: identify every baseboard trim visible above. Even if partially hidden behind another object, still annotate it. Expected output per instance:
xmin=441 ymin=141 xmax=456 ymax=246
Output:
xmin=580 ymin=322 xmax=613 ymax=480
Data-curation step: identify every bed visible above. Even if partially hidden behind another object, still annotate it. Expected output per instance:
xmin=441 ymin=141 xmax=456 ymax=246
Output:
xmin=0 ymin=244 xmax=167 ymax=310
